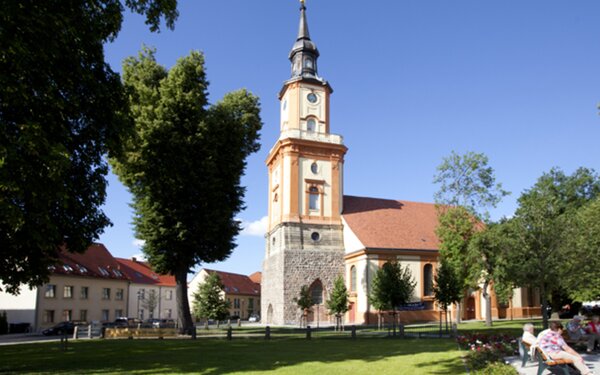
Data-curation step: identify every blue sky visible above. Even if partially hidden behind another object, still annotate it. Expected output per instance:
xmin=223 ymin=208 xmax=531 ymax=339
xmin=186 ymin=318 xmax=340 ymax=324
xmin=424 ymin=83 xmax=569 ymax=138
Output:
xmin=100 ymin=0 xmax=600 ymax=276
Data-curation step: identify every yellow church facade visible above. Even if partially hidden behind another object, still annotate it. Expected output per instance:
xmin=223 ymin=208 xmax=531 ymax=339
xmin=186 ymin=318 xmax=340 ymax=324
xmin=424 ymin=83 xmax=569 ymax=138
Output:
xmin=260 ymin=2 xmax=541 ymax=326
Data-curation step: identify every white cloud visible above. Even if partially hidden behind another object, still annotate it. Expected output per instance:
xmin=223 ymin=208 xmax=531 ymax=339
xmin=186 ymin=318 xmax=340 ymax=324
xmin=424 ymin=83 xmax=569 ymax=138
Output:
xmin=132 ymin=239 xmax=146 ymax=248
xmin=240 ymin=216 xmax=268 ymax=237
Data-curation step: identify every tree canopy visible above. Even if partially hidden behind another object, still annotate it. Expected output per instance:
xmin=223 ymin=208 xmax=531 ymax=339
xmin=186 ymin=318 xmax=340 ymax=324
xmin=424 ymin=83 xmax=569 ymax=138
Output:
xmin=0 ymin=0 xmax=178 ymax=294
xmin=432 ymin=258 xmax=462 ymax=330
xmin=111 ymin=48 xmax=261 ymax=333
xmin=503 ymin=167 xmax=600 ymax=327
xmin=369 ymin=262 xmax=416 ymax=318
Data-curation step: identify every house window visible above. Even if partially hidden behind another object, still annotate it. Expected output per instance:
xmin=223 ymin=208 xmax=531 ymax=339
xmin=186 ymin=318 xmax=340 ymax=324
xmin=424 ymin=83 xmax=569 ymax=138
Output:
xmin=307 ymin=118 xmax=316 ymax=132
xmin=248 ymin=298 xmax=254 ymax=309
xmin=350 ymin=266 xmax=357 ymax=292
xmin=310 ymin=280 xmax=323 ymax=305
xmin=43 ymin=310 xmax=55 ymax=323
xmin=309 ymin=186 xmax=319 ymax=211
xmin=101 ymin=309 xmax=109 ymax=321
xmin=165 ymin=309 xmax=172 ymax=319
xmin=62 ymin=309 xmax=72 ymax=321
xmin=63 ymin=286 xmax=73 ymax=299
xmin=80 ymin=310 xmax=87 ymax=322
xmin=115 ymin=309 xmax=123 ymax=318
xmin=80 ymin=286 xmax=89 ymax=299
xmin=424 ymin=264 xmax=434 ymax=297
xmin=165 ymin=290 xmax=173 ymax=300
xmin=45 ymin=285 xmax=56 ymax=298
xmin=102 ymin=288 xmax=111 ymax=300
xmin=234 ymin=298 xmax=240 ymax=309
xmin=115 ymin=288 xmax=124 ymax=301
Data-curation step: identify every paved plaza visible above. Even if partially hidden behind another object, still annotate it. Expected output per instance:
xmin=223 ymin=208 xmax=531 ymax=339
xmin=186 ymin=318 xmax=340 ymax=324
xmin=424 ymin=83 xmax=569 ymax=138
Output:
xmin=508 ymin=354 xmax=600 ymax=375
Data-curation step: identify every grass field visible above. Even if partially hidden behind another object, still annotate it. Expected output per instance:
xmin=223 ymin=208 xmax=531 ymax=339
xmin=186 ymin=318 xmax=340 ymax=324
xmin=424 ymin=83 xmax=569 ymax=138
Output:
xmin=0 ymin=336 xmax=466 ymax=374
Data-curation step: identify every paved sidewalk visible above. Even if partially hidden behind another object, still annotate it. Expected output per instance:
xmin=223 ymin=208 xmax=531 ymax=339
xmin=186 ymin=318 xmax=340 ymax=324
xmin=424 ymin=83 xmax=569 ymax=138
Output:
xmin=0 ymin=333 xmax=62 ymax=346
xmin=507 ymin=353 xmax=600 ymax=374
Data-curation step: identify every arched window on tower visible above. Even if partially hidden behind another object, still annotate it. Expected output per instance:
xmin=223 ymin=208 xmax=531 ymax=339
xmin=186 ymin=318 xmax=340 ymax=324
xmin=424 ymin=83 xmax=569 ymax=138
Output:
xmin=310 ymin=280 xmax=323 ymax=305
xmin=423 ymin=264 xmax=433 ymax=297
xmin=307 ymin=118 xmax=316 ymax=132
xmin=350 ymin=266 xmax=357 ymax=292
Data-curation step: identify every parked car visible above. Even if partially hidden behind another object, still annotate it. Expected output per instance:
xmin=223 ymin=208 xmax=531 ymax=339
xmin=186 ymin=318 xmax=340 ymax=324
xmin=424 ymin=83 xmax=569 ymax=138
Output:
xmin=248 ymin=314 xmax=260 ymax=323
xmin=42 ymin=321 xmax=76 ymax=336
xmin=147 ymin=319 xmax=176 ymax=328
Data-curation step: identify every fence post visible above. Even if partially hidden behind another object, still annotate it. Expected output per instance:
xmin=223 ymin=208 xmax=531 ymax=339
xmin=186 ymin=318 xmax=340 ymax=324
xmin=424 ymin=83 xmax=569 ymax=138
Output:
xmin=227 ymin=326 xmax=232 ymax=341
xmin=265 ymin=325 xmax=271 ymax=340
xmin=191 ymin=327 xmax=197 ymax=340
xmin=88 ymin=324 xmax=92 ymax=339
xmin=452 ymin=323 xmax=458 ymax=338
xmin=399 ymin=323 xmax=404 ymax=338
xmin=351 ymin=325 xmax=356 ymax=339
xmin=306 ymin=325 xmax=312 ymax=340
xmin=73 ymin=325 xmax=78 ymax=340
xmin=237 ymin=318 xmax=241 ymax=328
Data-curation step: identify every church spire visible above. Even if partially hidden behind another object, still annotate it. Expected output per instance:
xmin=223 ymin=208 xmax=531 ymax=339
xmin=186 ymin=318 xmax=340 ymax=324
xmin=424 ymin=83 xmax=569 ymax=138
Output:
xmin=289 ymin=0 xmax=320 ymax=79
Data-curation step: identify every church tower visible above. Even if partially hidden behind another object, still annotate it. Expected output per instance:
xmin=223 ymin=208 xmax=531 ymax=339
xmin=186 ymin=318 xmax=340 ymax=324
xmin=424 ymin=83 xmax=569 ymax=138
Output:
xmin=261 ymin=2 xmax=348 ymax=325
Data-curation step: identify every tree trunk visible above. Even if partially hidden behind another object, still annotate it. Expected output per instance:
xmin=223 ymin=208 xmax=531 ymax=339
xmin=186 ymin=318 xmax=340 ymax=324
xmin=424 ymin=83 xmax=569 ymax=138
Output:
xmin=377 ymin=312 xmax=382 ymax=330
xmin=540 ymin=284 xmax=549 ymax=329
xmin=455 ymin=301 xmax=462 ymax=324
xmin=175 ymin=266 xmax=194 ymax=335
xmin=483 ymin=280 xmax=492 ymax=327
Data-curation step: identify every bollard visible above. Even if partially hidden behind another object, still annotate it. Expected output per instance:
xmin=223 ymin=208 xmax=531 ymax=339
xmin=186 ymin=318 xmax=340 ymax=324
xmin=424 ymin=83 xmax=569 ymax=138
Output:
xmin=227 ymin=319 xmax=231 ymax=327
xmin=237 ymin=319 xmax=241 ymax=328
xmin=351 ymin=325 xmax=356 ymax=339
xmin=88 ymin=324 xmax=92 ymax=339
xmin=306 ymin=325 xmax=312 ymax=340
xmin=452 ymin=323 xmax=458 ymax=338
xmin=73 ymin=325 xmax=78 ymax=340
xmin=191 ymin=327 xmax=197 ymax=340
xmin=399 ymin=323 xmax=405 ymax=338
xmin=265 ymin=325 xmax=271 ymax=340
xmin=227 ymin=327 xmax=232 ymax=341
xmin=101 ymin=327 xmax=106 ymax=339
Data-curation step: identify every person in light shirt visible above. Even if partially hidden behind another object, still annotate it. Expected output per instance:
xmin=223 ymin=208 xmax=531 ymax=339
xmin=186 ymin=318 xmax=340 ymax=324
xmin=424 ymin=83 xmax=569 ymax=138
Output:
xmin=585 ymin=315 xmax=600 ymax=351
xmin=538 ymin=321 xmax=592 ymax=375
xmin=522 ymin=323 xmax=537 ymax=346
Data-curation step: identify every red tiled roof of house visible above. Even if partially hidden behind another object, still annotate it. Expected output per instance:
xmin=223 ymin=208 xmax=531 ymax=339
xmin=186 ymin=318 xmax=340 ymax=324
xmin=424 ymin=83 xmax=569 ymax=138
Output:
xmin=55 ymin=243 xmax=129 ymax=280
xmin=249 ymin=271 xmax=261 ymax=284
xmin=342 ymin=195 xmax=441 ymax=251
xmin=204 ymin=269 xmax=260 ymax=296
xmin=115 ymin=258 xmax=176 ymax=286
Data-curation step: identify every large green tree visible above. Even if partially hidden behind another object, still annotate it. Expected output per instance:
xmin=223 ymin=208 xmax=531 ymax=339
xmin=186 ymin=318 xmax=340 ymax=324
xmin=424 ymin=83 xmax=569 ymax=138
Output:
xmin=506 ymin=167 xmax=600 ymax=328
xmin=326 ymin=276 xmax=350 ymax=331
xmin=368 ymin=261 xmax=416 ymax=331
xmin=0 ymin=0 xmax=178 ymax=294
xmin=192 ymin=273 xmax=230 ymax=324
xmin=563 ymin=197 xmax=600 ymax=301
xmin=111 ymin=48 xmax=262 ymax=333
xmin=433 ymin=151 xmax=508 ymax=325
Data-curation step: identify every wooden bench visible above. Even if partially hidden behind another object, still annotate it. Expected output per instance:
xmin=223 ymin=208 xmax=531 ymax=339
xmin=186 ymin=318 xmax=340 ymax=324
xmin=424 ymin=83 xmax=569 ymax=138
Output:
xmin=533 ymin=346 xmax=574 ymax=375
xmin=104 ymin=327 xmax=178 ymax=339
xmin=521 ymin=340 xmax=531 ymax=368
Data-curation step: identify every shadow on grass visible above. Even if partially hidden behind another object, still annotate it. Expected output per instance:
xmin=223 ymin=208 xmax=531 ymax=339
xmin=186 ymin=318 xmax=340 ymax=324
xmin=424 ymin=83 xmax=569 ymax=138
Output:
xmin=0 ymin=336 xmax=465 ymax=374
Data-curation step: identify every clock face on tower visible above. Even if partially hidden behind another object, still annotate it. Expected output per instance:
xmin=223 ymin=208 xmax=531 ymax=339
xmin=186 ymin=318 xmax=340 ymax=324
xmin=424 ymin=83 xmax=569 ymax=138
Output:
xmin=307 ymin=93 xmax=318 ymax=104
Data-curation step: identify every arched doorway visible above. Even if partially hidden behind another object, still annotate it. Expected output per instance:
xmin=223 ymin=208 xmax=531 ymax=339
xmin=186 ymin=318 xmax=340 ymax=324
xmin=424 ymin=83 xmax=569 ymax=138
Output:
xmin=309 ymin=279 xmax=325 ymax=326
xmin=466 ymin=297 xmax=476 ymax=320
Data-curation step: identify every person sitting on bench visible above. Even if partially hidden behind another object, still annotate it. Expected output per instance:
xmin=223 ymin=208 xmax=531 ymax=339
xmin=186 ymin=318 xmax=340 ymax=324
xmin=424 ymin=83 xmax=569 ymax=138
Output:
xmin=585 ymin=315 xmax=600 ymax=352
xmin=539 ymin=321 xmax=592 ymax=375
xmin=567 ymin=316 xmax=596 ymax=353
xmin=522 ymin=323 xmax=537 ymax=346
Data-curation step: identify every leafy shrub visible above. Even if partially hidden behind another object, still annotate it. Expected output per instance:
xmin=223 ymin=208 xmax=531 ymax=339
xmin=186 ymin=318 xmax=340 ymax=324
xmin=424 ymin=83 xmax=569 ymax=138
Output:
xmin=458 ymin=333 xmax=519 ymax=371
xmin=473 ymin=362 xmax=518 ymax=375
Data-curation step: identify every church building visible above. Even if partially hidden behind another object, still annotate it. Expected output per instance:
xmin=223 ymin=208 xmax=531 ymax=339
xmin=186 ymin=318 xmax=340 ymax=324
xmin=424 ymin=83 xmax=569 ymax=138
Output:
xmin=261 ymin=2 xmax=541 ymax=326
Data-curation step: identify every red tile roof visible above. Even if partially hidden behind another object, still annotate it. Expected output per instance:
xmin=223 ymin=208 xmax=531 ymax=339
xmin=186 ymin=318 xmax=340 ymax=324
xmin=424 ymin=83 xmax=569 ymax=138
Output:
xmin=342 ymin=195 xmax=441 ymax=251
xmin=249 ymin=271 xmax=262 ymax=284
xmin=115 ymin=258 xmax=176 ymax=287
xmin=204 ymin=269 xmax=260 ymax=296
xmin=54 ymin=243 xmax=129 ymax=280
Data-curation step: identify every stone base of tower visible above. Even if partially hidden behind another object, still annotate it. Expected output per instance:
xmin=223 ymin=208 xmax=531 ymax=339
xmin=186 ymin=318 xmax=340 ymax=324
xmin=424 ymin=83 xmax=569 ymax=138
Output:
xmin=261 ymin=222 xmax=344 ymax=326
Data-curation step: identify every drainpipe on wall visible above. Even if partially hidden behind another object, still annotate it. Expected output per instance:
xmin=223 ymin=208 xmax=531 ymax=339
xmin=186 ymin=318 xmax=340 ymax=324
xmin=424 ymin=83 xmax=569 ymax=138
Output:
xmin=158 ymin=286 xmax=162 ymax=319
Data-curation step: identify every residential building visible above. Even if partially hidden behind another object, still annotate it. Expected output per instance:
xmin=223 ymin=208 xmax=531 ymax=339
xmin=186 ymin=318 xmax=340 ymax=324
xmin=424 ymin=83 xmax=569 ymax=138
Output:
xmin=116 ymin=257 xmax=177 ymax=321
xmin=188 ymin=269 xmax=260 ymax=320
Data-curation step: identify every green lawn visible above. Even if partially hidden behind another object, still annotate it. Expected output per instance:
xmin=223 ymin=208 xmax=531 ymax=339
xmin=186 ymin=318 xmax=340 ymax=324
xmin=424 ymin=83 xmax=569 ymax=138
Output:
xmin=0 ymin=337 xmax=466 ymax=374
